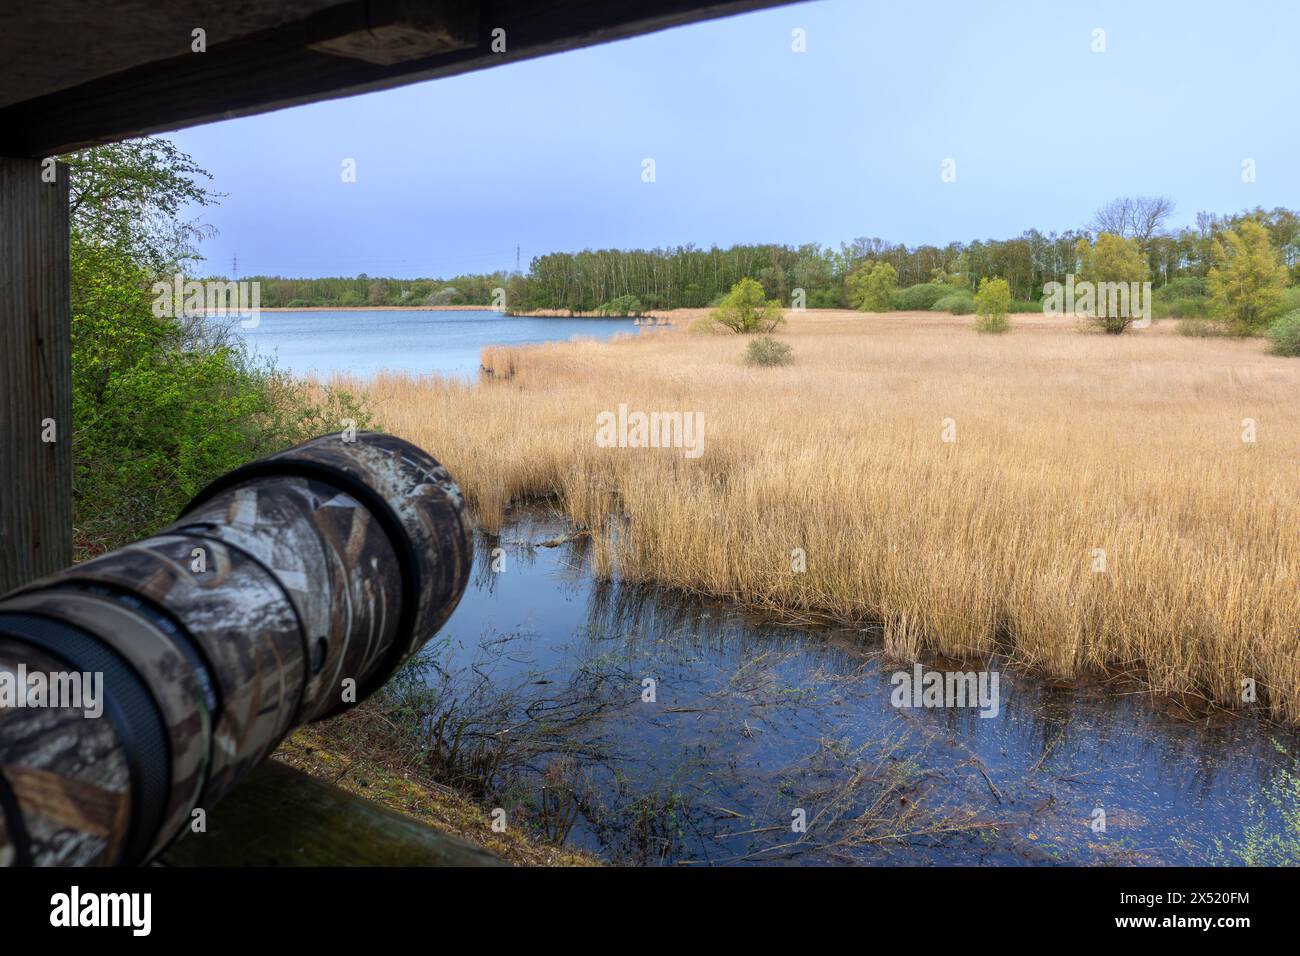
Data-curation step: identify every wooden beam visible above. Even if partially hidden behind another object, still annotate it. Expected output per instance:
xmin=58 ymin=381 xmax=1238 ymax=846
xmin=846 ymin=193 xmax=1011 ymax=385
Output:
xmin=0 ymin=0 xmax=802 ymax=157
xmin=160 ymin=759 xmax=505 ymax=866
xmin=0 ymin=159 xmax=72 ymax=595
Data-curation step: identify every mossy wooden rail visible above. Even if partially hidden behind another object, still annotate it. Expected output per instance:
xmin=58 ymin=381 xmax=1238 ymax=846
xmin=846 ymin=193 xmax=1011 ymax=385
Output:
xmin=161 ymin=761 xmax=503 ymax=866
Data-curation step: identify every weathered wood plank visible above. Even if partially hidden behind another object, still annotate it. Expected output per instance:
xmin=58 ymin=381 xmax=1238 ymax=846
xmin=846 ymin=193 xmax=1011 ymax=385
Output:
xmin=0 ymin=158 xmax=72 ymax=595
xmin=160 ymin=760 xmax=505 ymax=866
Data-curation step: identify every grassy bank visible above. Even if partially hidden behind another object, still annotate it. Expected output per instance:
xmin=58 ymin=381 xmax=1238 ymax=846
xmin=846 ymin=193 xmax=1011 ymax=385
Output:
xmin=334 ymin=309 xmax=1300 ymax=724
xmin=274 ymin=706 xmax=597 ymax=866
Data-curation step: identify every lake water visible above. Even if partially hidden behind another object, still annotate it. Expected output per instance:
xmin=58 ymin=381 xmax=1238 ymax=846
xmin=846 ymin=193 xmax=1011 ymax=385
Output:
xmin=429 ymin=509 xmax=1298 ymax=866
xmin=229 ymin=309 xmax=636 ymax=379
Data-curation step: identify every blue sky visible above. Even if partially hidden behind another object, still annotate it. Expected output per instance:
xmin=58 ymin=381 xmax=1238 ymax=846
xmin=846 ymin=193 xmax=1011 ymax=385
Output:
xmin=169 ymin=0 xmax=1300 ymax=279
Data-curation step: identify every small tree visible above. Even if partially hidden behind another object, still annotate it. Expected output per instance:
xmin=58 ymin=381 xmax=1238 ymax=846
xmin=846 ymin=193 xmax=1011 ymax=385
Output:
xmin=974 ymin=277 xmax=1011 ymax=333
xmin=1076 ymin=233 xmax=1148 ymax=334
xmin=1207 ymin=221 xmax=1289 ymax=336
xmin=709 ymin=278 xmax=785 ymax=334
xmin=846 ymin=260 xmax=897 ymax=312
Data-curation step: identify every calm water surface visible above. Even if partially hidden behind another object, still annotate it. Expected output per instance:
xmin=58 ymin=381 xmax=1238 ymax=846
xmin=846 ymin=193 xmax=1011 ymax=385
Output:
xmin=231 ymin=309 xmax=636 ymax=378
xmin=432 ymin=510 xmax=1298 ymax=866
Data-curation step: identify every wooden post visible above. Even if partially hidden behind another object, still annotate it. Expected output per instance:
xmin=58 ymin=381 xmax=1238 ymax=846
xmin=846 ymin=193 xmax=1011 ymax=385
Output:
xmin=0 ymin=158 xmax=72 ymax=594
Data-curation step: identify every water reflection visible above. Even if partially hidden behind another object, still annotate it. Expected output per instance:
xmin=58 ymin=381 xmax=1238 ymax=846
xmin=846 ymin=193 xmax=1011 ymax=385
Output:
xmin=434 ymin=510 xmax=1296 ymax=865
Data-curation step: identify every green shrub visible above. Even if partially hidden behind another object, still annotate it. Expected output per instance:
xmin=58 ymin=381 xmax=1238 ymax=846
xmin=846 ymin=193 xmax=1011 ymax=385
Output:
xmin=65 ymin=138 xmax=370 ymax=558
xmin=71 ymin=237 xmax=370 ymax=555
xmin=1267 ymin=310 xmax=1300 ymax=356
xmin=743 ymin=335 xmax=793 ymax=366
xmin=806 ymin=287 xmax=844 ymax=309
xmin=931 ymin=293 xmax=975 ymax=315
xmin=1155 ymin=277 xmax=1212 ymax=318
xmin=1157 ymin=297 xmax=1211 ymax=319
xmin=891 ymin=282 xmax=959 ymax=311
xmin=1279 ymin=286 xmax=1300 ymax=314
xmin=597 ymin=294 xmax=643 ymax=316
xmin=1156 ymin=276 xmax=1209 ymax=299
xmin=1009 ymin=300 xmax=1041 ymax=313
xmin=974 ymin=277 xmax=1011 ymax=333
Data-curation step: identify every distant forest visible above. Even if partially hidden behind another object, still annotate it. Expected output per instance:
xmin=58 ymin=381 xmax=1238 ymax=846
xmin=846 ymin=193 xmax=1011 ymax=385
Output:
xmin=226 ymin=203 xmax=1300 ymax=312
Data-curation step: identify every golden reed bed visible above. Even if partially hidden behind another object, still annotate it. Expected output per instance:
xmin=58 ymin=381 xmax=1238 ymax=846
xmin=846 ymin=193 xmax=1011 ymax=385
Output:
xmin=331 ymin=310 xmax=1300 ymax=722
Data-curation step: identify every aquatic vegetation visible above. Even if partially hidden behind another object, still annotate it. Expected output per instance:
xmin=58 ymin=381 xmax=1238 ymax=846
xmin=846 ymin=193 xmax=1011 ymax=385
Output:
xmin=1213 ymin=742 xmax=1300 ymax=866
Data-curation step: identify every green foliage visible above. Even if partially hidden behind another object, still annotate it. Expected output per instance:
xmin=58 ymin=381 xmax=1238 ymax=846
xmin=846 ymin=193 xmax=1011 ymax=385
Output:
xmin=1156 ymin=297 xmax=1211 ymax=319
xmin=1207 ymin=221 xmax=1289 ymax=336
xmin=805 ymin=287 xmax=844 ymax=309
xmin=66 ymin=138 xmax=368 ymax=556
xmin=743 ymin=335 xmax=793 ymax=367
xmin=1154 ymin=275 xmax=1211 ymax=318
xmin=1009 ymin=300 xmax=1041 ymax=313
xmin=1267 ymin=310 xmax=1300 ymax=356
xmin=1278 ymin=286 xmax=1300 ymax=314
xmin=847 ymin=261 xmax=898 ymax=312
xmin=973 ymin=277 xmax=1011 ymax=333
xmin=64 ymin=139 xmax=221 ymax=271
xmin=1076 ymin=233 xmax=1149 ymax=334
xmin=709 ymin=278 xmax=785 ymax=334
xmin=597 ymin=294 xmax=643 ymax=316
xmin=931 ymin=293 xmax=975 ymax=315
xmin=890 ymin=282 xmax=960 ymax=311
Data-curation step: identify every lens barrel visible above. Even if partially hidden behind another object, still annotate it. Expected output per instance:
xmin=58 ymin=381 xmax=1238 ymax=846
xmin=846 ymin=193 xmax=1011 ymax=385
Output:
xmin=0 ymin=432 xmax=471 ymax=866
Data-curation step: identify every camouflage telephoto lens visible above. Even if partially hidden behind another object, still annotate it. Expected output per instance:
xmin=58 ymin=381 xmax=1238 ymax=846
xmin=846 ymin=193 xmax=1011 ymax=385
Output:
xmin=0 ymin=432 xmax=471 ymax=866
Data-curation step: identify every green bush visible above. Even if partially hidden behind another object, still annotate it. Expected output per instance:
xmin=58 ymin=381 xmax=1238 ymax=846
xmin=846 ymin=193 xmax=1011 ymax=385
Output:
xmin=806 ymin=287 xmax=843 ymax=309
xmin=1157 ymin=297 xmax=1211 ymax=319
xmin=1267 ymin=310 xmax=1300 ymax=356
xmin=891 ymin=282 xmax=960 ymax=311
xmin=71 ymin=237 xmax=370 ymax=555
xmin=974 ymin=277 xmax=1011 ymax=333
xmin=931 ymin=293 xmax=975 ymax=315
xmin=1279 ymin=286 xmax=1300 ymax=314
xmin=1009 ymin=300 xmax=1041 ymax=313
xmin=743 ymin=335 xmax=793 ymax=366
xmin=1155 ymin=277 xmax=1212 ymax=318
xmin=66 ymin=139 xmax=370 ymax=558
xmin=1157 ymin=276 xmax=1209 ymax=299
xmin=597 ymin=294 xmax=643 ymax=316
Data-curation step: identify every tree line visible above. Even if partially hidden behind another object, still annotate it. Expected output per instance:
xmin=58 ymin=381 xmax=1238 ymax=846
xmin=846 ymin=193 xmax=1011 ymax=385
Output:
xmin=237 ymin=200 xmax=1300 ymax=312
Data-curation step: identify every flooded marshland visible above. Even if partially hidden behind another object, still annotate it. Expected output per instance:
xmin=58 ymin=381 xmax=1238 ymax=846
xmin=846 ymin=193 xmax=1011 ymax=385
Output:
xmin=420 ymin=509 xmax=1297 ymax=866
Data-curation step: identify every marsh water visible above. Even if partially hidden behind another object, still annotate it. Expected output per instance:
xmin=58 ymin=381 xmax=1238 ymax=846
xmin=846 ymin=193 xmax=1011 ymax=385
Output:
xmin=429 ymin=509 xmax=1296 ymax=866
xmin=233 ymin=309 xmax=636 ymax=378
